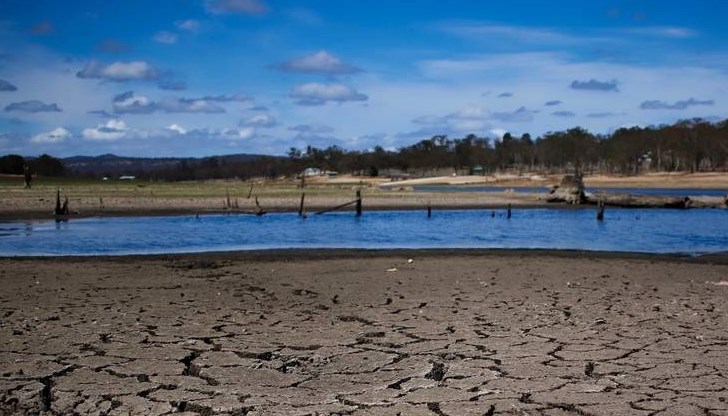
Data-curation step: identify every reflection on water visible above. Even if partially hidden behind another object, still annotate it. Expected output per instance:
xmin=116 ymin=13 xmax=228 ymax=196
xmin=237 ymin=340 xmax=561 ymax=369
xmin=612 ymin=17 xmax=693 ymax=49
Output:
xmin=1 ymin=208 xmax=728 ymax=256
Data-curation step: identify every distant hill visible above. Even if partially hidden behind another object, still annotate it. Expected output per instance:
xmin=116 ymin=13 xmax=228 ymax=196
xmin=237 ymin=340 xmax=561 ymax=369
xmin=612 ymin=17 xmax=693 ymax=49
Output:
xmin=62 ymin=153 xmax=272 ymax=176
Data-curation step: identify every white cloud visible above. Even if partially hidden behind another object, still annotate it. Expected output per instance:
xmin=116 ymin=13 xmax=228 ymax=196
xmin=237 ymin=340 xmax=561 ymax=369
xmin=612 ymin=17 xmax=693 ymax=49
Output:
xmin=222 ymin=127 xmax=256 ymax=140
xmin=290 ymin=83 xmax=368 ymax=106
xmin=153 ymin=31 xmax=178 ymax=44
xmin=166 ymin=124 xmax=187 ymax=135
xmin=159 ymin=97 xmax=225 ymax=113
xmin=31 ymin=127 xmax=70 ymax=143
xmin=82 ymin=119 xmax=129 ymax=141
xmin=76 ymin=61 xmax=159 ymax=82
xmin=272 ymin=50 xmax=362 ymax=75
xmin=113 ymin=91 xmax=156 ymax=114
xmin=239 ymin=112 xmax=276 ymax=128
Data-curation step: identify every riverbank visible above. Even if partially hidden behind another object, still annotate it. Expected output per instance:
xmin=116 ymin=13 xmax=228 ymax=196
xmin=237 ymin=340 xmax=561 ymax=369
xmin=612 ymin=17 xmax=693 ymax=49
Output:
xmin=1 ymin=250 xmax=727 ymax=415
xmin=1 ymin=172 xmax=727 ymax=221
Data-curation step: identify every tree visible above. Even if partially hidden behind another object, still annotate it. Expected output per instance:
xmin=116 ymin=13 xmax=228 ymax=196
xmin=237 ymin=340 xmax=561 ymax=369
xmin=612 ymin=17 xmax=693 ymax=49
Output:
xmin=31 ymin=154 xmax=66 ymax=177
xmin=0 ymin=154 xmax=25 ymax=174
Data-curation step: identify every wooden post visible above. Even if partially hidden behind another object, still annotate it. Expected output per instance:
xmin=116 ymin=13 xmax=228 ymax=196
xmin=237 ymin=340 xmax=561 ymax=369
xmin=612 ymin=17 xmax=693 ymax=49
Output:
xmin=427 ymin=201 xmax=432 ymax=218
xmin=299 ymin=193 xmax=306 ymax=217
xmin=247 ymin=184 xmax=254 ymax=199
xmin=355 ymin=190 xmax=362 ymax=217
xmin=54 ymin=189 xmax=62 ymax=215
xmin=507 ymin=204 xmax=512 ymax=219
xmin=23 ymin=165 xmax=32 ymax=189
xmin=596 ymin=199 xmax=605 ymax=221
xmin=225 ymin=188 xmax=231 ymax=209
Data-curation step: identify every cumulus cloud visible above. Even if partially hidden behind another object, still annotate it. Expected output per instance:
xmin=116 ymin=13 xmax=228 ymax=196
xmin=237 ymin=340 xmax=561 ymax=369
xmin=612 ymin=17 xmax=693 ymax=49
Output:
xmin=639 ymin=98 xmax=715 ymax=110
xmin=491 ymin=107 xmax=535 ymax=123
xmin=82 ymin=119 xmax=129 ymax=141
xmin=158 ymin=97 xmax=226 ymax=114
xmin=570 ymin=79 xmax=619 ymax=92
xmin=272 ymin=50 xmax=362 ymax=75
xmin=153 ymin=31 xmax=178 ymax=44
xmin=4 ymin=100 xmax=62 ymax=113
xmin=205 ymin=0 xmax=267 ymax=15
xmin=176 ymin=19 xmax=201 ymax=32
xmin=552 ymin=110 xmax=575 ymax=117
xmin=290 ymin=83 xmax=368 ymax=106
xmin=545 ymin=100 xmax=562 ymax=106
xmin=111 ymin=91 xmax=241 ymax=114
xmin=222 ymin=127 xmax=256 ymax=140
xmin=31 ymin=127 xmax=71 ymax=143
xmin=112 ymin=91 xmax=156 ymax=114
xmin=166 ymin=124 xmax=187 ymax=135
xmin=76 ymin=61 xmax=160 ymax=82
xmin=239 ymin=112 xmax=277 ymax=128
xmin=0 ymin=79 xmax=18 ymax=91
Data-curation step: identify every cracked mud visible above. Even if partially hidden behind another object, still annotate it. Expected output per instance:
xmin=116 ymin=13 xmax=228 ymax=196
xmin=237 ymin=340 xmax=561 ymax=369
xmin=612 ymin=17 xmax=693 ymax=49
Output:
xmin=1 ymin=253 xmax=727 ymax=415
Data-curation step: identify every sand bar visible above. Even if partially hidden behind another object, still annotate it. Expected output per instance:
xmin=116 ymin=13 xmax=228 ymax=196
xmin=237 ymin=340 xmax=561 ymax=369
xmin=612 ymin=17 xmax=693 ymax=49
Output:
xmin=2 ymin=250 xmax=728 ymax=415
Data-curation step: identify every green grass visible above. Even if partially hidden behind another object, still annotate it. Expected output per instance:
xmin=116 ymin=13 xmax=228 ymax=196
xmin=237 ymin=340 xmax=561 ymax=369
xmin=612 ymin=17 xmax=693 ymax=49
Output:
xmin=0 ymin=176 xmax=396 ymax=201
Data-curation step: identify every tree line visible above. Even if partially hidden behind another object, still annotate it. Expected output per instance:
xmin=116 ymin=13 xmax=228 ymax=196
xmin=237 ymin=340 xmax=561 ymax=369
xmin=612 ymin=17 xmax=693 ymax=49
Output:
xmin=286 ymin=118 xmax=728 ymax=177
xmin=0 ymin=154 xmax=66 ymax=177
xmin=2 ymin=118 xmax=727 ymax=180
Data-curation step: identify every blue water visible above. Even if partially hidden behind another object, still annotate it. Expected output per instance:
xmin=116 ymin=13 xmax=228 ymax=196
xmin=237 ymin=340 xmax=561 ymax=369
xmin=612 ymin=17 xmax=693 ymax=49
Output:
xmin=413 ymin=185 xmax=726 ymax=197
xmin=1 ymin=208 xmax=728 ymax=256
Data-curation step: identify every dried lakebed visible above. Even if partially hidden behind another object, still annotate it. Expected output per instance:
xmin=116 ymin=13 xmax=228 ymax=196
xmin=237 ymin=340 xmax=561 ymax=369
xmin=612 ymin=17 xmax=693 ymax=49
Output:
xmin=1 ymin=253 xmax=727 ymax=415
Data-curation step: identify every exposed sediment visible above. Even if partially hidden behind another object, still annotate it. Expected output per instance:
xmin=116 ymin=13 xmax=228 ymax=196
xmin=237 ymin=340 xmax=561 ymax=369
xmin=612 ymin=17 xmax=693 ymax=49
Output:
xmin=1 ymin=252 xmax=727 ymax=415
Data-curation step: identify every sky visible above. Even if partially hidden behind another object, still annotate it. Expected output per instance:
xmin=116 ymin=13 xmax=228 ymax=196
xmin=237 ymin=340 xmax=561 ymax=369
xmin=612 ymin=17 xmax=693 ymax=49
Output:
xmin=0 ymin=0 xmax=727 ymax=158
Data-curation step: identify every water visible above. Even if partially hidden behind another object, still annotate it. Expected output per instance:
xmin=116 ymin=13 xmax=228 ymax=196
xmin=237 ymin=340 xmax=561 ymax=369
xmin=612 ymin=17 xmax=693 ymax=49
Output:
xmin=413 ymin=185 xmax=727 ymax=197
xmin=1 ymin=208 xmax=728 ymax=256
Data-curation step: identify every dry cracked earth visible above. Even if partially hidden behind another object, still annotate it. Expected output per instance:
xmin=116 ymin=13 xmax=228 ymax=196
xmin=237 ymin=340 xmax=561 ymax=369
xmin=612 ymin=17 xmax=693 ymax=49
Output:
xmin=1 ymin=252 xmax=727 ymax=415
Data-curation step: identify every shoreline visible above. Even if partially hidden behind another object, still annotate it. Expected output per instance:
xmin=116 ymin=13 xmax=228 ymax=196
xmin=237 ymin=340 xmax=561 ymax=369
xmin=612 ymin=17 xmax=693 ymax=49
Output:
xmin=5 ymin=247 xmax=728 ymax=264
xmin=1 ymin=197 xmax=725 ymax=221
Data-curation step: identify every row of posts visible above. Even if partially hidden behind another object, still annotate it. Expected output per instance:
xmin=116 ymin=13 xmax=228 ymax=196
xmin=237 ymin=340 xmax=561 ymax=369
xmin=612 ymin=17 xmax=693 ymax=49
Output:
xmin=301 ymin=191 xmax=607 ymax=221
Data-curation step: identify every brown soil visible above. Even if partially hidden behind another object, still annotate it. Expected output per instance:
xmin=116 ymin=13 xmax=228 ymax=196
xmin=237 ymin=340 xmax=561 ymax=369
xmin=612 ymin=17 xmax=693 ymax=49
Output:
xmin=2 ymin=251 xmax=727 ymax=415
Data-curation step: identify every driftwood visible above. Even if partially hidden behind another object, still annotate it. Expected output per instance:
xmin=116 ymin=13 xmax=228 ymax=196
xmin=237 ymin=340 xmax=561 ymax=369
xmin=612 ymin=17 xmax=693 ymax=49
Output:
xmin=586 ymin=193 xmax=692 ymax=209
xmin=546 ymin=174 xmax=586 ymax=204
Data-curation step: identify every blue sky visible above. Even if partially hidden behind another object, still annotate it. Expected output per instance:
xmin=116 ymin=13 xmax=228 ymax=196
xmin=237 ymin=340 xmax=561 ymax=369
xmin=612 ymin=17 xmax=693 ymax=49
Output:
xmin=0 ymin=0 xmax=726 ymax=157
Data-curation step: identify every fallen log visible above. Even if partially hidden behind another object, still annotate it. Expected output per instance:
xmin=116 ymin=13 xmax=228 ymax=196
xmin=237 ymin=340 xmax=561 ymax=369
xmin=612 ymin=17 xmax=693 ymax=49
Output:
xmin=586 ymin=193 xmax=691 ymax=209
